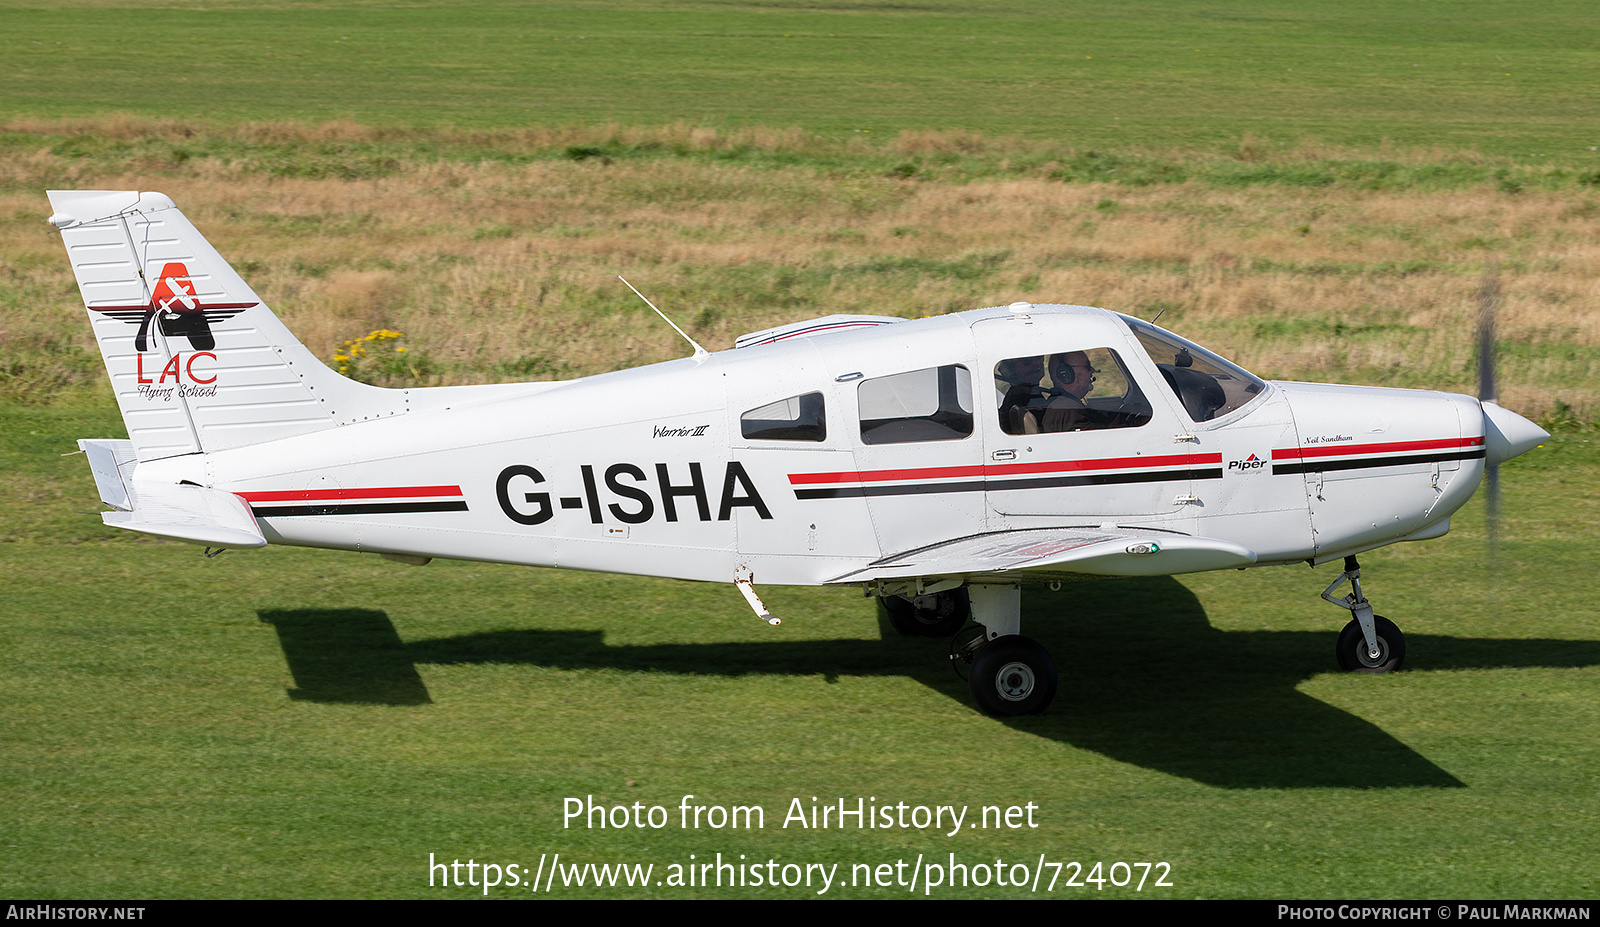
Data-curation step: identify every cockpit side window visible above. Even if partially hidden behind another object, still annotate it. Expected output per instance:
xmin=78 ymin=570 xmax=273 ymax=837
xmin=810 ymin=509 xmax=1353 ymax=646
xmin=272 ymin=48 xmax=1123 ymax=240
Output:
xmin=994 ymin=348 xmax=1153 ymax=435
xmin=858 ymin=365 xmax=974 ymax=445
xmin=1123 ymin=317 xmax=1267 ymax=422
xmin=741 ymin=392 xmax=826 ymax=441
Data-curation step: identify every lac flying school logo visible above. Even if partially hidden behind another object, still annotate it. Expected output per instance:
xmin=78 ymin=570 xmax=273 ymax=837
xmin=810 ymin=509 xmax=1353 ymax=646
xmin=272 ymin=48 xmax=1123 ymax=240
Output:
xmin=91 ymin=262 xmax=258 ymax=351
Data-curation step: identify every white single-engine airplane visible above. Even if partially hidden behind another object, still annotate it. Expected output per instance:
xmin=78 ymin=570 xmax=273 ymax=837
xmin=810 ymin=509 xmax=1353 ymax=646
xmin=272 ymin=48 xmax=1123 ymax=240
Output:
xmin=48 ymin=190 xmax=1549 ymax=716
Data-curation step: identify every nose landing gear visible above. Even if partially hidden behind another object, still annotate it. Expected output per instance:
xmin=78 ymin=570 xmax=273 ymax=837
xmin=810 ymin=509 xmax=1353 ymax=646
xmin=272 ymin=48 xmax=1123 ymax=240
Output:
xmin=1322 ymin=556 xmax=1406 ymax=673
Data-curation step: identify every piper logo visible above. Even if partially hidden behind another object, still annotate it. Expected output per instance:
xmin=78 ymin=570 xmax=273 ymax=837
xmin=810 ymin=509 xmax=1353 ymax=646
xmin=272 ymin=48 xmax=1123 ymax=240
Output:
xmin=1228 ymin=454 xmax=1268 ymax=472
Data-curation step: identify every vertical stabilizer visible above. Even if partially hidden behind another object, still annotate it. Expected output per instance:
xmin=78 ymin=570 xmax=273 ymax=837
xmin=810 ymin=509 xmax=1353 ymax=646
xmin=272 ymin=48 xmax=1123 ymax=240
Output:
xmin=48 ymin=190 xmax=400 ymax=462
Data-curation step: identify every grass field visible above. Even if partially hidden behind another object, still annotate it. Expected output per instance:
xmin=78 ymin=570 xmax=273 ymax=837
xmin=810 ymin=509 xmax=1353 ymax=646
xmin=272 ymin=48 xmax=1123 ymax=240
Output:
xmin=5 ymin=0 xmax=1600 ymax=157
xmin=3 ymin=0 xmax=1599 ymax=901
xmin=6 ymin=127 xmax=1600 ymax=419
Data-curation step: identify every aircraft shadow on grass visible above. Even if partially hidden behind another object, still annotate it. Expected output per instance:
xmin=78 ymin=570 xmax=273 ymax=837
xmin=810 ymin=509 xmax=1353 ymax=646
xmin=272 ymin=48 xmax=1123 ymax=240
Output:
xmin=258 ymin=576 xmax=1600 ymax=790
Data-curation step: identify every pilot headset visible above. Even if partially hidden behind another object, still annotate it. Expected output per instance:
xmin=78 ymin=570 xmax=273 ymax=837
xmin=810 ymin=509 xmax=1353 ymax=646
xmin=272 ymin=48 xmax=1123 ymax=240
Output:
xmin=1051 ymin=354 xmax=1077 ymax=387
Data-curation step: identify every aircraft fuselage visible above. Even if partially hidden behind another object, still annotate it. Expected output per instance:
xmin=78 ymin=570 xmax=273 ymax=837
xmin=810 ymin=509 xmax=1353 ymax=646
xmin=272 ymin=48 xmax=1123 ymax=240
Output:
xmin=130 ymin=305 xmax=1490 ymax=587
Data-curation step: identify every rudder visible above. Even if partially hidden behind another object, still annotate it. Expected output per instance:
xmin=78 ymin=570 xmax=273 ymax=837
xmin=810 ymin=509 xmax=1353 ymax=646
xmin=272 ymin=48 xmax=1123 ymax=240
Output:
xmin=48 ymin=190 xmax=400 ymax=462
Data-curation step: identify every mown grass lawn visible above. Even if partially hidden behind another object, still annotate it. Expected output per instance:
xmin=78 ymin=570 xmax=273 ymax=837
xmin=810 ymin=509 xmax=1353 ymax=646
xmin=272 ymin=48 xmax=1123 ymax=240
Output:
xmin=3 ymin=0 xmax=1599 ymax=157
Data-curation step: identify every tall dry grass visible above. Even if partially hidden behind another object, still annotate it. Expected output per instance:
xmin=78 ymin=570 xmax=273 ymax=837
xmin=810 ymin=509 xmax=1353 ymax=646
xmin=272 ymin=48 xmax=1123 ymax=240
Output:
xmin=3 ymin=121 xmax=1596 ymax=420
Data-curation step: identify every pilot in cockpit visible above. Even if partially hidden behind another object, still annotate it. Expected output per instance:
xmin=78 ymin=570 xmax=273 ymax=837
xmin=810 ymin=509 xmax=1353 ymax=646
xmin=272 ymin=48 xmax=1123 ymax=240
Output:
xmin=997 ymin=351 xmax=1102 ymax=434
xmin=1039 ymin=351 xmax=1096 ymax=432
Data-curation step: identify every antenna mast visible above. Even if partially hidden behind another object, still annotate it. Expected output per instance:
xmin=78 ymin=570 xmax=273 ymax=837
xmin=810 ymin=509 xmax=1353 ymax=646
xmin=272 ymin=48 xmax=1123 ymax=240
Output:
xmin=618 ymin=276 xmax=709 ymax=359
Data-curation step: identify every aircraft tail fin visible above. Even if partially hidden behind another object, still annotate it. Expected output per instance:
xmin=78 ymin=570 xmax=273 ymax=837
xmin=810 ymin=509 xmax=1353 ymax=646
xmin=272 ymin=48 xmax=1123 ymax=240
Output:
xmin=48 ymin=191 xmax=398 ymax=462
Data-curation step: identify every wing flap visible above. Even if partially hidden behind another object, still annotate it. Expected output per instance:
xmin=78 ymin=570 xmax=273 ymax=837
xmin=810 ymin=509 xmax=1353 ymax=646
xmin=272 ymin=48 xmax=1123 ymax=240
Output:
xmin=832 ymin=527 xmax=1256 ymax=584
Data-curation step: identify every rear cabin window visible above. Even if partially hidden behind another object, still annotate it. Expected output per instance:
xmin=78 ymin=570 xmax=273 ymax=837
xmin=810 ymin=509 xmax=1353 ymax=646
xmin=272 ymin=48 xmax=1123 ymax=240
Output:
xmin=741 ymin=392 xmax=826 ymax=442
xmin=858 ymin=365 xmax=974 ymax=445
xmin=993 ymin=347 xmax=1153 ymax=435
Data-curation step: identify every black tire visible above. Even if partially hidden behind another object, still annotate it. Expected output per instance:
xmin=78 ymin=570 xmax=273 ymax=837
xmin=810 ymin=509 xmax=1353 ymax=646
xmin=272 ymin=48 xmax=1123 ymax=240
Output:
xmin=884 ymin=588 xmax=970 ymax=638
xmin=1335 ymin=615 xmax=1406 ymax=673
xmin=969 ymin=635 xmax=1058 ymax=716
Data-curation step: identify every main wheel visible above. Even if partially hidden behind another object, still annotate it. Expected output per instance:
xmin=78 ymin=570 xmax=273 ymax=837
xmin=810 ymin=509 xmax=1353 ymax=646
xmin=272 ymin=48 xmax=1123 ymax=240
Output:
xmin=1335 ymin=615 xmax=1406 ymax=673
xmin=884 ymin=588 xmax=970 ymax=638
xmin=969 ymin=635 xmax=1058 ymax=716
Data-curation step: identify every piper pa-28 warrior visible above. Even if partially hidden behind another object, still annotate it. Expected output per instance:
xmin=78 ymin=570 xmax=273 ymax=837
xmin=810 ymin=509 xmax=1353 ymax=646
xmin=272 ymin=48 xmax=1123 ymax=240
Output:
xmin=48 ymin=190 xmax=1549 ymax=716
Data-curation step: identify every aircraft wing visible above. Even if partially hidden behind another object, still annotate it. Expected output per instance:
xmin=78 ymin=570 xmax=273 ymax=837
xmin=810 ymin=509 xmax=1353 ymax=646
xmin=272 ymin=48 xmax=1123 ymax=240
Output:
xmin=829 ymin=527 xmax=1256 ymax=584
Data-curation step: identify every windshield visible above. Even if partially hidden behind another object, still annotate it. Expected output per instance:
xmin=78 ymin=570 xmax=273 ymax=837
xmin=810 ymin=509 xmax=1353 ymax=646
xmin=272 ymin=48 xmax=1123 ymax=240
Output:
xmin=1121 ymin=316 xmax=1266 ymax=422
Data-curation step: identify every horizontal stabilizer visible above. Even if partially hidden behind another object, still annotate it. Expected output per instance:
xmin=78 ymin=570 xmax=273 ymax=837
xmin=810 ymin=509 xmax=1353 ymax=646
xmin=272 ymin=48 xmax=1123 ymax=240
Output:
xmin=100 ymin=479 xmax=267 ymax=549
xmin=832 ymin=526 xmax=1256 ymax=584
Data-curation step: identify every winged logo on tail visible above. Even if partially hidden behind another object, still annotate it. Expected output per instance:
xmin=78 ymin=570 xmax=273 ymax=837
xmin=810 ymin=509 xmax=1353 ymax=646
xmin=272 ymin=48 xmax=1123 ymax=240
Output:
xmin=89 ymin=261 xmax=257 ymax=351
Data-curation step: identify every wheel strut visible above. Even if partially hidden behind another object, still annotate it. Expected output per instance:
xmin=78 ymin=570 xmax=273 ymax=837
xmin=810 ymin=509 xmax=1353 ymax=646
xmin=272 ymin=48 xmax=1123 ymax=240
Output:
xmin=958 ymin=584 xmax=1059 ymax=715
xmin=1321 ymin=555 xmax=1380 ymax=660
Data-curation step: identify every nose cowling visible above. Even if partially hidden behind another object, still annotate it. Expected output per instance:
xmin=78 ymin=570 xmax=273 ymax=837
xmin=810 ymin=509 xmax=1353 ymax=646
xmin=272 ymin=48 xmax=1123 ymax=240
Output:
xmin=1483 ymin=402 xmax=1549 ymax=465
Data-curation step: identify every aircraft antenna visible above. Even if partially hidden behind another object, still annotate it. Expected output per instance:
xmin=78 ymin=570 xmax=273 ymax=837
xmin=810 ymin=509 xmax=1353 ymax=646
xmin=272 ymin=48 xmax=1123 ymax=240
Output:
xmin=618 ymin=276 xmax=709 ymax=359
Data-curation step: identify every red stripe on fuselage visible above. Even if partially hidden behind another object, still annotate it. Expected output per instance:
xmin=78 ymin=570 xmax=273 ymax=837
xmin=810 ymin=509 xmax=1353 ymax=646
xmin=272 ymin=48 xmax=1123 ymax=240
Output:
xmin=237 ymin=485 xmax=464 ymax=503
xmin=788 ymin=452 xmax=1222 ymax=486
xmin=1272 ymin=436 xmax=1484 ymax=462
xmin=752 ymin=321 xmax=891 ymax=346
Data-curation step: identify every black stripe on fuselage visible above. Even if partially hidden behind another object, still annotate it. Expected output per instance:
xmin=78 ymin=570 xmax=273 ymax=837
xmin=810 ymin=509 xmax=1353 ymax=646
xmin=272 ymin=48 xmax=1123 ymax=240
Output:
xmin=793 ymin=467 xmax=1224 ymax=500
xmin=1271 ymin=448 xmax=1485 ymax=476
xmin=251 ymin=501 xmax=469 ymax=517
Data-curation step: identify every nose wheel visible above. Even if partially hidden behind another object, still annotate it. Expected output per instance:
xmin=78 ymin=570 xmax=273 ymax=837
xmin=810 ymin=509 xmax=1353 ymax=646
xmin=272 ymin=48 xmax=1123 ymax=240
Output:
xmin=1322 ymin=556 xmax=1406 ymax=674
xmin=1336 ymin=615 xmax=1406 ymax=673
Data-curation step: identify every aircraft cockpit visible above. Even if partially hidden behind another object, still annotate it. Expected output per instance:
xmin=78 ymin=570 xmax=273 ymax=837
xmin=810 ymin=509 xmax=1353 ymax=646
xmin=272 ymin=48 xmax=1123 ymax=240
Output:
xmin=1120 ymin=315 xmax=1267 ymax=423
xmin=726 ymin=307 xmax=1272 ymax=457
xmin=993 ymin=347 xmax=1154 ymax=436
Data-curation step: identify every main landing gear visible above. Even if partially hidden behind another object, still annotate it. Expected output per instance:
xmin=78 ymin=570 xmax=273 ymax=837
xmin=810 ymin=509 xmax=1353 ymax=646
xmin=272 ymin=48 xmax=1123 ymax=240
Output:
xmin=883 ymin=587 xmax=971 ymax=638
xmin=1322 ymin=556 xmax=1406 ymax=673
xmin=879 ymin=583 xmax=1058 ymax=717
xmin=968 ymin=634 xmax=1058 ymax=716
xmin=957 ymin=586 xmax=1058 ymax=716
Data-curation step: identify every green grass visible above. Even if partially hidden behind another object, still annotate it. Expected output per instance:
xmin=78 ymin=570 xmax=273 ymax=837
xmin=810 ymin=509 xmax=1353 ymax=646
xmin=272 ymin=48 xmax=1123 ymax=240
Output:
xmin=12 ymin=121 xmax=1600 ymax=197
xmin=3 ymin=0 xmax=1600 ymax=160
xmin=2 ymin=400 xmax=1597 ymax=898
